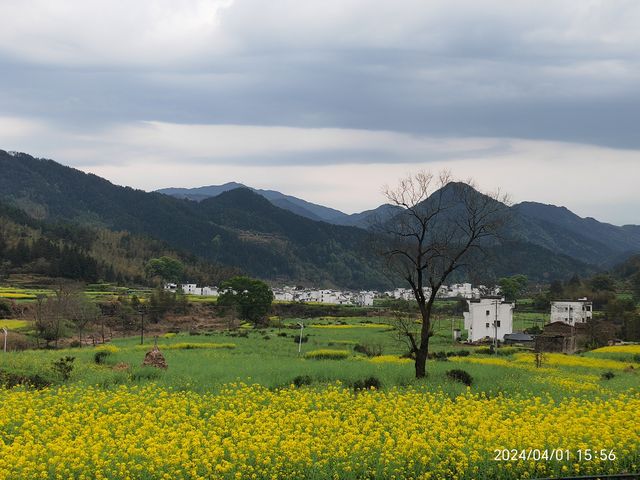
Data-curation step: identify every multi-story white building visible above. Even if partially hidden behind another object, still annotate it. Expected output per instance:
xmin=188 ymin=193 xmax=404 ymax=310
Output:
xmin=463 ymin=296 xmax=514 ymax=343
xmin=550 ymin=299 xmax=592 ymax=325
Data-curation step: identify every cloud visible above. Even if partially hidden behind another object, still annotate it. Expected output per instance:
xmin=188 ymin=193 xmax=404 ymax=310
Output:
xmin=0 ymin=1 xmax=639 ymax=224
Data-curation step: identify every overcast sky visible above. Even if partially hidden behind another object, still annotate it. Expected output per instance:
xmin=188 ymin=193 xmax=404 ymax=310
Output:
xmin=1 ymin=0 xmax=639 ymax=224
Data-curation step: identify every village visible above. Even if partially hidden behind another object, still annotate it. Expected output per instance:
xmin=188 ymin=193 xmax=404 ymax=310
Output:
xmin=164 ymin=282 xmax=609 ymax=354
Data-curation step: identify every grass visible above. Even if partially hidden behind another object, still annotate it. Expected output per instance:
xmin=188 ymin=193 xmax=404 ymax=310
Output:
xmin=0 ymin=319 xmax=29 ymax=329
xmin=0 ymin=314 xmax=637 ymax=399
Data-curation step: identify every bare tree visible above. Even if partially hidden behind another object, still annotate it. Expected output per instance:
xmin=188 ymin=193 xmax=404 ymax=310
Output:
xmin=68 ymin=293 xmax=100 ymax=347
xmin=377 ymin=171 xmax=509 ymax=378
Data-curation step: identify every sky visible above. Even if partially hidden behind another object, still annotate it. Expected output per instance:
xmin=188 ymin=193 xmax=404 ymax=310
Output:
xmin=0 ymin=0 xmax=639 ymax=224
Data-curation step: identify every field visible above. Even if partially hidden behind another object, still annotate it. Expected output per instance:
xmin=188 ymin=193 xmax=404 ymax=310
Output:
xmin=0 ymin=313 xmax=639 ymax=479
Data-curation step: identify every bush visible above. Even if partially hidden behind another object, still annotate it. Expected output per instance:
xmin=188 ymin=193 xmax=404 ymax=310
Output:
xmin=476 ymin=346 xmax=519 ymax=356
xmin=304 ymin=349 xmax=350 ymax=360
xmin=429 ymin=351 xmax=449 ymax=361
xmin=94 ymin=350 xmax=111 ymax=364
xmin=601 ymin=371 xmax=615 ymax=380
xmin=277 ymin=332 xmax=288 ymax=337
xmin=353 ymin=343 xmax=384 ymax=357
xmin=52 ymin=356 xmax=75 ymax=381
xmin=0 ymin=369 xmax=50 ymax=389
xmin=292 ymin=375 xmax=313 ymax=387
xmin=448 ymin=350 xmax=470 ymax=357
xmin=69 ymin=340 xmax=81 ymax=348
xmin=446 ymin=369 xmax=473 ymax=386
xmin=353 ymin=376 xmax=382 ymax=391
xmin=293 ymin=335 xmax=309 ymax=344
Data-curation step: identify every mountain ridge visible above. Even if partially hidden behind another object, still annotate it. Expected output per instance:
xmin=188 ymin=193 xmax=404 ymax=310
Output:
xmin=1 ymin=149 xmax=636 ymax=286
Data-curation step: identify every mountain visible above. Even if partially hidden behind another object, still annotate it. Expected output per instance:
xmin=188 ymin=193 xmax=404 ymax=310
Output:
xmin=0 ymin=198 xmax=228 ymax=285
xmin=158 ymin=183 xmax=408 ymax=228
xmin=157 ymin=184 xmax=350 ymax=224
xmin=1 ymin=149 xmax=638 ymax=286
xmin=330 ymin=204 xmax=404 ymax=228
xmin=0 ymin=150 xmax=387 ymax=288
xmin=513 ymin=202 xmax=640 ymax=266
xmin=157 ymin=182 xmax=247 ymax=202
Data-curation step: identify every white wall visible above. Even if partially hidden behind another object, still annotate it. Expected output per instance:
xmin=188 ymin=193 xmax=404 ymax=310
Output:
xmin=463 ymin=298 xmax=514 ymax=342
xmin=550 ymin=301 xmax=592 ymax=325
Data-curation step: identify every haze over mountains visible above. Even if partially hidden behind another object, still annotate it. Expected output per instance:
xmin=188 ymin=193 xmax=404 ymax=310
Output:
xmin=2 ymin=149 xmax=640 ymax=288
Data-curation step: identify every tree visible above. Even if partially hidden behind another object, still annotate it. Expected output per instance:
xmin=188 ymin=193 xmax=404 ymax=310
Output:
xmin=68 ymin=292 xmax=100 ymax=347
xmin=589 ymin=274 xmax=616 ymax=293
xmin=217 ymin=276 xmax=274 ymax=325
xmin=549 ymin=280 xmax=564 ymax=299
xmin=631 ymin=272 xmax=640 ymax=302
xmin=498 ymin=274 xmax=528 ymax=302
xmin=145 ymin=256 xmax=185 ymax=283
xmin=376 ymin=172 xmax=509 ymax=378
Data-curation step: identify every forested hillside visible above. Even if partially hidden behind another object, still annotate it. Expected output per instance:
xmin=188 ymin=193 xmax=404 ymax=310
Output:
xmin=0 ymin=149 xmax=625 ymax=286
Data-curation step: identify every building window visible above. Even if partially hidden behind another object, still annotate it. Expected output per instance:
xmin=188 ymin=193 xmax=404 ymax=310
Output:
xmin=485 ymin=323 xmax=490 ymax=328
xmin=486 ymin=310 xmax=490 ymax=316
xmin=496 ymin=321 xmax=501 ymax=327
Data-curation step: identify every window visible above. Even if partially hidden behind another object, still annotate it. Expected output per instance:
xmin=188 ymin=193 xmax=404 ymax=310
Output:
xmin=486 ymin=310 xmax=490 ymax=316
xmin=496 ymin=321 xmax=501 ymax=327
xmin=485 ymin=323 xmax=490 ymax=328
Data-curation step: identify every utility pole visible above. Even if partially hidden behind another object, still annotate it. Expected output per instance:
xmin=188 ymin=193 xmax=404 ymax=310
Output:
xmin=2 ymin=327 xmax=7 ymax=353
xmin=297 ymin=321 xmax=304 ymax=354
xmin=139 ymin=308 xmax=145 ymax=346
xmin=493 ymin=298 xmax=499 ymax=354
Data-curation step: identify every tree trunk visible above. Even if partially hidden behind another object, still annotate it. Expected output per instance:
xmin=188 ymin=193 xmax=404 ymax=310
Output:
xmin=415 ymin=348 xmax=428 ymax=378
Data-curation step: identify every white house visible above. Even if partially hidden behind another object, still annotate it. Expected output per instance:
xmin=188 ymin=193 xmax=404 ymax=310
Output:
xmin=180 ymin=283 xmax=198 ymax=295
xmin=463 ymin=296 xmax=514 ymax=343
xmin=550 ymin=299 xmax=592 ymax=325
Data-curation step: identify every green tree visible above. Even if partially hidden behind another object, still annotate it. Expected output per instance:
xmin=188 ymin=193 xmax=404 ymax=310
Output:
xmin=549 ymin=280 xmax=564 ymax=299
xmin=217 ymin=276 xmax=274 ymax=325
xmin=589 ymin=274 xmax=616 ymax=292
xmin=145 ymin=256 xmax=185 ymax=283
xmin=631 ymin=272 xmax=640 ymax=302
xmin=498 ymin=274 xmax=528 ymax=302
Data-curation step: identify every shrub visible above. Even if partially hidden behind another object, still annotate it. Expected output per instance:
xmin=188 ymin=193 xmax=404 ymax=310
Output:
xmin=353 ymin=343 xmax=384 ymax=357
xmin=277 ymin=332 xmax=288 ymax=337
xmin=95 ymin=345 xmax=119 ymax=354
xmin=429 ymin=351 xmax=449 ymax=361
xmin=304 ymin=349 xmax=350 ymax=360
xmin=353 ymin=376 xmax=382 ymax=391
xmin=293 ymin=335 xmax=309 ymax=344
xmin=292 ymin=375 xmax=313 ymax=387
xmin=69 ymin=340 xmax=81 ymax=348
xmin=0 ymin=369 xmax=50 ymax=389
xmin=448 ymin=350 xmax=470 ymax=357
xmin=601 ymin=371 xmax=615 ymax=380
xmin=52 ymin=356 xmax=75 ymax=381
xmin=446 ymin=369 xmax=473 ymax=386
xmin=162 ymin=332 xmax=178 ymax=338
xmin=94 ymin=350 xmax=111 ymax=364
xmin=476 ymin=346 xmax=519 ymax=356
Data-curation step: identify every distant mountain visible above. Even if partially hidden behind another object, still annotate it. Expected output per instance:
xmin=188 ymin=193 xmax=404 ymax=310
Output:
xmin=513 ymin=202 xmax=640 ymax=266
xmin=157 ymin=183 xmax=350 ymax=224
xmin=158 ymin=182 xmax=246 ymax=202
xmin=2 ymin=149 xmax=638 ymax=286
xmin=330 ymin=204 xmax=404 ymax=228
xmin=158 ymin=183 xmax=405 ymax=228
